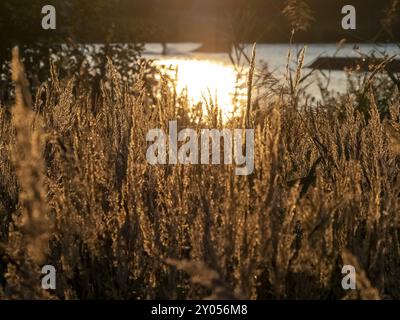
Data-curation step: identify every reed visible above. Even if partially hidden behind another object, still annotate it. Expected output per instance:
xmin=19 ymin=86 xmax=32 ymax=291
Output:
xmin=0 ymin=46 xmax=399 ymax=300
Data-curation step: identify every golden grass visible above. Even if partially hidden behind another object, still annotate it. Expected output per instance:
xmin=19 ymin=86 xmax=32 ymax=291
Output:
xmin=0 ymin=46 xmax=400 ymax=300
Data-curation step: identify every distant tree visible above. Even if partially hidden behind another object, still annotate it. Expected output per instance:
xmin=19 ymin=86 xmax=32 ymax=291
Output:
xmin=283 ymin=0 xmax=315 ymax=32
xmin=380 ymin=0 xmax=400 ymax=41
xmin=0 ymin=0 xmax=148 ymax=104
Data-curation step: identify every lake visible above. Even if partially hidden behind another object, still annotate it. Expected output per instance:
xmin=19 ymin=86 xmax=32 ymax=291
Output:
xmin=144 ymin=43 xmax=399 ymax=118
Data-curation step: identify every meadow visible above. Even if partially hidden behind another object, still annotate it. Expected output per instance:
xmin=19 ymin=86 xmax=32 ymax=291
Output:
xmin=0 ymin=41 xmax=400 ymax=300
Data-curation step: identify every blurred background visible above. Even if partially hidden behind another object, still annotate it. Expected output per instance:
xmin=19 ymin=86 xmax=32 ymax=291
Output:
xmin=1 ymin=0 xmax=400 ymax=46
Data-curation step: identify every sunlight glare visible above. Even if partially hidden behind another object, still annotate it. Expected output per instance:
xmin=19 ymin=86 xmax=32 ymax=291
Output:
xmin=155 ymin=59 xmax=243 ymax=119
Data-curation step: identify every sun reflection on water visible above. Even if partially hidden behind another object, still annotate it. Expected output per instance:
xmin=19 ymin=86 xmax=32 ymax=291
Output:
xmin=155 ymin=59 xmax=245 ymax=120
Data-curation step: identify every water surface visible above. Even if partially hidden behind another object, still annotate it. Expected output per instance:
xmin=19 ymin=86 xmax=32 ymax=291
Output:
xmin=144 ymin=43 xmax=399 ymax=117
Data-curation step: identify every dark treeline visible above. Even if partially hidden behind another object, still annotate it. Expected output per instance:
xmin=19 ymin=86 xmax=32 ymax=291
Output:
xmin=140 ymin=0 xmax=400 ymax=43
xmin=1 ymin=0 xmax=399 ymax=46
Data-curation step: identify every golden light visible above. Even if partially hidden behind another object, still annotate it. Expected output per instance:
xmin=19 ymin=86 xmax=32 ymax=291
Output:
xmin=155 ymin=58 xmax=243 ymax=120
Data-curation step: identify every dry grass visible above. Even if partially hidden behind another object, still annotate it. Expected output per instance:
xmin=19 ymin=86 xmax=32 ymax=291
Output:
xmin=0 ymin=46 xmax=400 ymax=300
